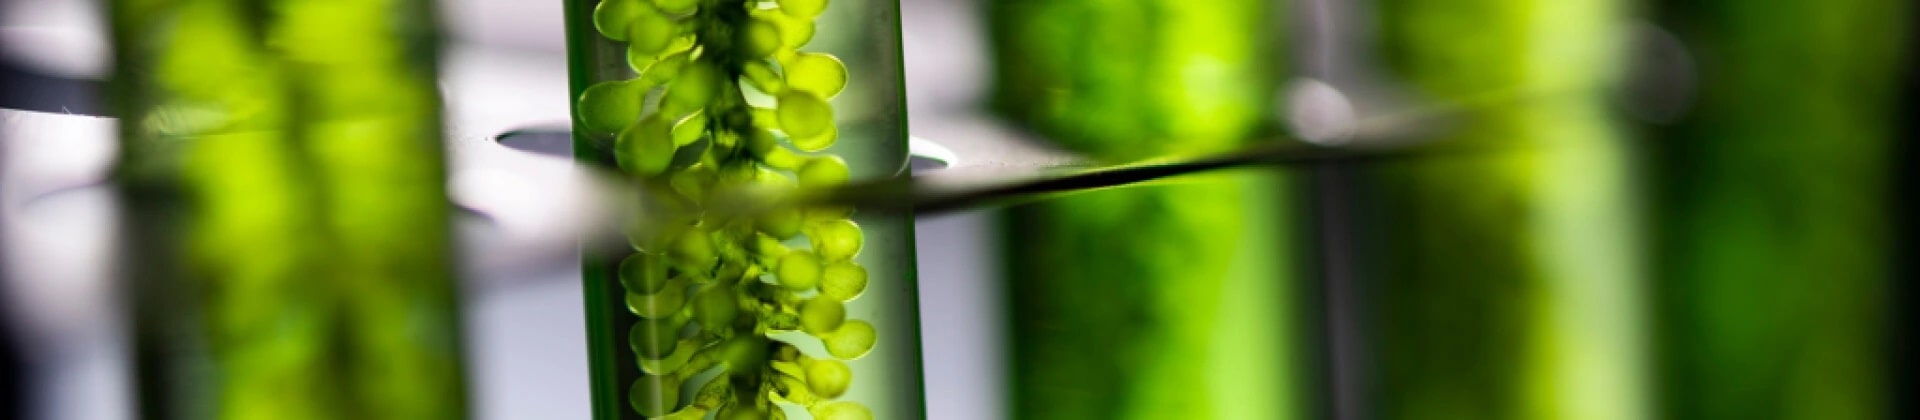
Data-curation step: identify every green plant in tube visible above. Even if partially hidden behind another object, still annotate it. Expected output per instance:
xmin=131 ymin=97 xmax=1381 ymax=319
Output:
xmin=1649 ymin=1 xmax=1908 ymax=419
xmin=1354 ymin=0 xmax=1646 ymax=419
xmin=988 ymin=1 xmax=1302 ymax=419
xmin=564 ymin=0 xmax=922 ymax=418
xmin=109 ymin=1 xmax=464 ymax=419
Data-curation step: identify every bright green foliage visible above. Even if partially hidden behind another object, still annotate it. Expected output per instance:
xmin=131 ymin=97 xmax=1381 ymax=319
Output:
xmin=742 ymin=60 xmax=786 ymax=94
xmin=111 ymin=0 xmax=465 ymax=419
xmin=989 ymin=0 xmax=1276 ymax=159
xmin=758 ymin=206 xmax=805 ymax=239
xmin=570 ymin=0 xmax=877 ymax=417
xmin=1650 ymin=1 xmax=1908 ymax=419
xmin=776 ymin=251 xmax=824 ymax=291
xmin=807 ymin=219 xmax=862 ymax=261
xmin=819 ymin=262 xmax=867 ymax=301
xmin=670 ymin=111 xmax=708 ymax=146
xmin=621 ymin=253 xmax=672 ymax=294
xmin=739 ymin=18 xmax=784 ymax=59
xmin=790 ymin=125 xmax=838 ymax=152
xmin=776 ymin=91 xmax=834 ymax=138
xmin=767 ymin=12 xmax=815 ymax=49
xmin=628 ymin=6 xmax=680 ymax=55
xmin=626 ymin=279 xmax=688 ymax=318
xmin=717 ymin=335 xmax=770 ymax=372
xmin=666 ymin=62 xmax=721 ymax=111
xmin=693 ymin=285 xmax=741 ymax=330
xmin=798 ymin=297 xmax=846 ymax=335
xmin=796 ymin=155 xmax=849 ymax=187
xmin=784 ymin=52 xmax=848 ymax=98
xmin=617 ymin=116 xmax=676 ymax=175
xmin=579 ymin=80 xmax=644 ymax=133
xmin=777 ymin=0 xmax=828 ymax=19
xmin=811 ymin=401 xmax=873 ymax=420
xmin=630 ymin=317 xmax=683 ymax=359
xmin=822 ymin=320 xmax=874 ymax=360
xmin=721 ymin=407 xmax=770 ymax=420
xmin=1354 ymin=0 xmax=1644 ymax=420
xmin=641 ymin=51 xmax=690 ymax=83
xmin=804 ymin=358 xmax=853 ymax=398
xmin=630 ymin=375 xmax=680 ymax=417
xmin=654 ymin=0 xmax=697 ymax=15
xmin=596 ymin=0 xmax=644 ymax=42
xmin=988 ymin=1 xmax=1297 ymax=420
xmin=671 ymin=226 xmax=718 ymax=269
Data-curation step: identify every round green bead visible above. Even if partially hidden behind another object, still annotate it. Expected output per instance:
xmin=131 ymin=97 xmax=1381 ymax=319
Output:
xmin=577 ymin=80 xmax=641 ymax=134
xmin=819 ymin=261 xmax=867 ymax=301
xmin=808 ymin=219 xmax=863 ymax=262
xmin=804 ymin=358 xmax=852 ymax=398
xmin=798 ymin=297 xmax=845 ymax=336
xmin=667 ymin=62 xmax=720 ymax=111
xmin=775 ymin=91 xmax=833 ymax=139
xmin=739 ymin=17 xmax=783 ymax=59
xmin=615 ymin=115 xmax=675 ymax=176
xmin=775 ymin=250 xmax=822 ymax=291
xmin=777 ymin=0 xmax=828 ymax=19
xmin=619 ymin=252 xmax=671 ymax=294
xmin=625 ymin=280 xmax=685 ymax=318
xmin=629 ymin=317 xmax=681 ymax=359
xmin=630 ymin=374 xmax=680 ymax=417
xmin=758 ymin=206 xmax=804 ymax=239
xmin=797 ymin=154 xmax=849 ymax=187
xmin=594 ymin=0 xmax=642 ymax=42
xmin=823 ymin=320 xmax=875 ymax=360
xmin=811 ymin=401 xmax=873 ymax=420
xmin=628 ymin=8 xmax=679 ymax=56
xmin=789 ymin=123 xmax=837 ymax=153
xmin=783 ymin=52 xmax=847 ymax=99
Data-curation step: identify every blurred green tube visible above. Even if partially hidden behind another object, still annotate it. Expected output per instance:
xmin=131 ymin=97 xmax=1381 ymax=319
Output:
xmin=988 ymin=1 xmax=1300 ymax=419
xmin=1356 ymin=0 xmax=1647 ymax=419
xmin=1649 ymin=1 xmax=1909 ymax=419
xmin=110 ymin=1 xmax=465 ymax=419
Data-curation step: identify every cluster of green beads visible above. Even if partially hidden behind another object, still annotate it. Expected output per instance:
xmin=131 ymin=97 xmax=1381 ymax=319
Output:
xmin=578 ymin=0 xmax=877 ymax=419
